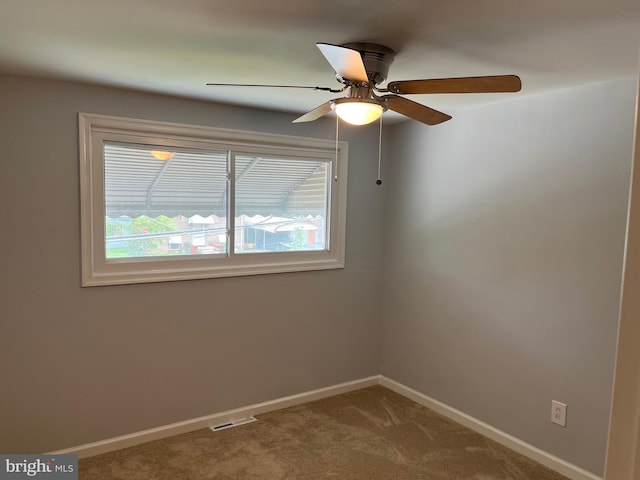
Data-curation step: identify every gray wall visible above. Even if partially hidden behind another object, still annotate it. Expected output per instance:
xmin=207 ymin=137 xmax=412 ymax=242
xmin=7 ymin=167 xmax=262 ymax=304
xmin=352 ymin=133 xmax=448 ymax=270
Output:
xmin=2 ymin=71 xmax=637 ymax=475
xmin=0 ymin=74 xmax=385 ymax=453
xmin=380 ymin=77 xmax=637 ymax=475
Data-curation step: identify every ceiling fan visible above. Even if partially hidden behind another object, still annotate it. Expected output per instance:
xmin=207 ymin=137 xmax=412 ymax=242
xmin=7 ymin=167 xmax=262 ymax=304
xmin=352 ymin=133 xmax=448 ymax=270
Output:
xmin=207 ymin=42 xmax=522 ymax=126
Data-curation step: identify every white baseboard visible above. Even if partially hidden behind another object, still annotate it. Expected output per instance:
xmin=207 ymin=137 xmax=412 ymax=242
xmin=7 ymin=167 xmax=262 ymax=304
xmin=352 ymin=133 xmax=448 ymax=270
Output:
xmin=50 ymin=376 xmax=380 ymax=459
xmin=51 ymin=374 xmax=601 ymax=480
xmin=379 ymin=376 xmax=602 ymax=480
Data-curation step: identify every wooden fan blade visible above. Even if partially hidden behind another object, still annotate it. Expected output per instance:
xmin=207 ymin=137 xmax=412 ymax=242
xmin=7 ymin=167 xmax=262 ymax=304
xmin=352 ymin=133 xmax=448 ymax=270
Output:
xmin=385 ymin=96 xmax=452 ymax=125
xmin=316 ymin=43 xmax=369 ymax=83
xmin=387 ymin=75 xmax=522 ymax=94
xmin=292 ymin=101 xmax=333 ymax=123
xmin=206 ymin=83 xmax=343 ymax=93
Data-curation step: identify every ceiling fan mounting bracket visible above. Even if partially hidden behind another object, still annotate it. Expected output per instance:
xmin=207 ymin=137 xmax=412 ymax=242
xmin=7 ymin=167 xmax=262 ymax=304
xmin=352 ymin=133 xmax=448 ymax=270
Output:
xmin=342 ymin=42 xmax=395 ymax=86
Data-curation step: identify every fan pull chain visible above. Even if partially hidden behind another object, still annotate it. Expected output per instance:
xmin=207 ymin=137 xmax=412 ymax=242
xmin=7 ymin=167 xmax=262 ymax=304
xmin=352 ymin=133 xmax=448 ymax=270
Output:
xmin=334 ymin=114 xmax=339 ymax=182
xmin=376 ymin=114 xmax=383 ymax=185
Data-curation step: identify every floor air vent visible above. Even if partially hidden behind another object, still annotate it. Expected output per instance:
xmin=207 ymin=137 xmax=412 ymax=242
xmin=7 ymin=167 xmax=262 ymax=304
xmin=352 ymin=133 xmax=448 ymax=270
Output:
xmin=210 ymin=416 xmax=257 ymax=432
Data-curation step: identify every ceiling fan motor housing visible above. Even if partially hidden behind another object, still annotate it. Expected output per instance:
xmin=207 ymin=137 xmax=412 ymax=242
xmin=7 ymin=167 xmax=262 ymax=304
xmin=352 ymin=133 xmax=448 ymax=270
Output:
xmin=343 ymin=42 xmax=395 ymax=86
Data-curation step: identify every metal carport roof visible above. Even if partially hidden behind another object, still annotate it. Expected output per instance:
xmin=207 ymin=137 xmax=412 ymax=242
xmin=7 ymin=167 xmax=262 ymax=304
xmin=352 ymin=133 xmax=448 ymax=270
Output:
xmin=104 ymin=144 xmax=328 ymax=218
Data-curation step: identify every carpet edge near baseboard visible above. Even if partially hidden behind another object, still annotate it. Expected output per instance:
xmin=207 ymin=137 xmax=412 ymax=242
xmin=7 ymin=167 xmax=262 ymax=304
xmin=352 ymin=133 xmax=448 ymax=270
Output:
xmin=50 ymin=374 xmax=600 ymax=480
xmin=48 ymin=376 xmax=380 ymax=459
xmin=378 ymin=376 xmax=601 ymax=480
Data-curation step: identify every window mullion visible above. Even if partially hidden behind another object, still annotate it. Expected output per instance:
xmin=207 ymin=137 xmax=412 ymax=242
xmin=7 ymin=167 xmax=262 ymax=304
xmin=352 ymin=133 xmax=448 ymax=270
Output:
xmin=227 ymin=150 xmax=236 ymax=257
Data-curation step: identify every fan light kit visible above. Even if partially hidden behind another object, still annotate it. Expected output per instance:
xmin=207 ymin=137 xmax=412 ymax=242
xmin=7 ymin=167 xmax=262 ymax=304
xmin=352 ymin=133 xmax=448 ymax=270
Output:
xmin=207 ymin=42 xmax=522 ymax=182
xmin=331 ymin=98 xmax=385 ymax=125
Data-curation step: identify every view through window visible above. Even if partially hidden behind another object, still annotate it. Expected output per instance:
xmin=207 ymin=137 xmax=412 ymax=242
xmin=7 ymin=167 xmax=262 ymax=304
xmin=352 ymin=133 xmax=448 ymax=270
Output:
xmin=79 ymin=113 xmax=347 ymax=285
xmin=103 ymin=145 xmax=329 ymax=258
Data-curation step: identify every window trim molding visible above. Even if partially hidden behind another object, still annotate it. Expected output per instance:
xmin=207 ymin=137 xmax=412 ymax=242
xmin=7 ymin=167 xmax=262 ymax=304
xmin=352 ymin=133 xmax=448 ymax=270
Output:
xmin=79 ymin=113 xmax=348 ymax=286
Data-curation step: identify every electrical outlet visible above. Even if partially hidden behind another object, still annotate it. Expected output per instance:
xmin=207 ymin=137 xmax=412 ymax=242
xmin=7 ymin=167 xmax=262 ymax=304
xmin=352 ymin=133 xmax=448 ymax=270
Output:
xmin=551 ymin=400 xmax=567 ymax=427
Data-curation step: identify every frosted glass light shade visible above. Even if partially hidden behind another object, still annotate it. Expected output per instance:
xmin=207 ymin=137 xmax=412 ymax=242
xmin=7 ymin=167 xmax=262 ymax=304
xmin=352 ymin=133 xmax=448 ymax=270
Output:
xmin=333 ymin=102 xmax=384 ymax=125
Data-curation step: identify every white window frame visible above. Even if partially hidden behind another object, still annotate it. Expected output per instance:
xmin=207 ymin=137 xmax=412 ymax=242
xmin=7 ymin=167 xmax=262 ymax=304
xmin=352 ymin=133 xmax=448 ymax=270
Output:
xmin=79 ymin=113 xmax=348 ymax=286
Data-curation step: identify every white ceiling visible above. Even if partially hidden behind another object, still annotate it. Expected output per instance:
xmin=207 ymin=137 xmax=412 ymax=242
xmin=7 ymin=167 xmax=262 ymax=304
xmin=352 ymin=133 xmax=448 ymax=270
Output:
xmin=1 ymin=0 xmax=639 ymax=121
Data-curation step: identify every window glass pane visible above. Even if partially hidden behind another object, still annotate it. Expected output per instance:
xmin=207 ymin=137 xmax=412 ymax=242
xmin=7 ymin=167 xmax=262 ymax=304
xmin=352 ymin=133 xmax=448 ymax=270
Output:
xmin=104 ymin=143 xmax=228 ymax=258
xmin=234 ymin=155 xmax=329 ymax=253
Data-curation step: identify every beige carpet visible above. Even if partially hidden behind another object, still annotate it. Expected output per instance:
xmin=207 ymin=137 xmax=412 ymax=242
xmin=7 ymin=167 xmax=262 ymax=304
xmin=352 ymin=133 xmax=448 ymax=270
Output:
xmin=79 ymin=385 xmax=569 ymax=479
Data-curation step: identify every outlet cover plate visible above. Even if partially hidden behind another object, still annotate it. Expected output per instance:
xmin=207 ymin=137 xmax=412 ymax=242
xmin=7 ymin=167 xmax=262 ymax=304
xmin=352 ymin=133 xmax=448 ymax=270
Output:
xmin=551 ymin=400 xmax=567 ymax=427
